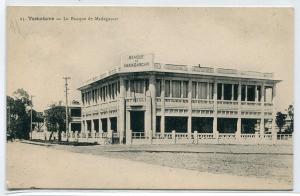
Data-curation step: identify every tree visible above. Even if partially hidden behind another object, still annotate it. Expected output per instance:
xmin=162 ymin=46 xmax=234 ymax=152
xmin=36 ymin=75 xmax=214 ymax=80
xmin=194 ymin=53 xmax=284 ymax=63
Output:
xmin=286 ymin=104 xmax=294 ymax=133
xmin=275 ymin=112 xmax=287 ymax=133
xmin=6 ymin=89 xmax=33 ymax=140
xmin=44 ymin=105 xmax=70 ymax=141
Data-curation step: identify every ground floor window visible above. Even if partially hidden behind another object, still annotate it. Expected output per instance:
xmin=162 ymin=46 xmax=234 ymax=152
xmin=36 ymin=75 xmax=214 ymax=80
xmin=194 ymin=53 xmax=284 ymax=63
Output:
xmin=241 ymin=119 xmax=258 ymax=134
xmin=70 ymin=123 xmax=81 ymax=132
xmin=165 ymin=116 xmax=187 ymax=133
xmin=192 ymin=117 xmax=213 ymax=133
xmin=217 ymin=118 xmax=237 ymax=133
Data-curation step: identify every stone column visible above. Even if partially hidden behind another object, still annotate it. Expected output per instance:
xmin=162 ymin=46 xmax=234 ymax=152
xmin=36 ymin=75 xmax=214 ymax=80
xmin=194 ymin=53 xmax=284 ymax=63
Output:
xmin=245 ymin=85 xmax=248 ymax=101
xmin=99 ymin=118 xmax=102 ymax=132
xmin=81 ymin=120 xmax=85 ymax=133
xmin=118 ymin=77 xmax=126 ymax=144
xmin=187 ymin=79 xmax=192 ymax=139
xmin=90 ymin=119 xmax=94 ymax=132
xmin=161 ymin=79 xmax=165 ymax=134
xmin=221 ymin=83 xmax=224 ymax=100
xmin=213 ymin=80 xmax=218 ymax=138
xmin=126 ymin=110 xmax=131 ymax=145
xmin=149 ymin=75 xmax=156 ymax=137
xmin=255 ymin=85 xmax=258 ymax=102
xmin=207 ymin=82 xmax=210 ymax=100
xmin=145 ymin=91 xmax=152 ymax=138
xmin=272 ymin=84 xmax=277 ymax=144
xmin=107 ymin=117 xmax=111 ymax=133
xmin=260 ymin=83 xmax=265 ymax=137
xmin=236 ymin=81 xmax=242 ymax=140
xmin=231 ymin=84 xmax=234 ymax=101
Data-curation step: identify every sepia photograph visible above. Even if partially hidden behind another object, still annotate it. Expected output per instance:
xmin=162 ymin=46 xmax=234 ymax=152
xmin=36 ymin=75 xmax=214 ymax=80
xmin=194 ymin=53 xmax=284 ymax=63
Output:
xmin=5 ymin=6 xmax=294 ymax=190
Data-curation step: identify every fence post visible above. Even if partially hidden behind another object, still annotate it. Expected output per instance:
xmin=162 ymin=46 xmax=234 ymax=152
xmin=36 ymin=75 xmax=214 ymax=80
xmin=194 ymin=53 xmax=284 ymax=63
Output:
xmin=172 ymin=130 xmax=176 ymax=144
xmin=194 ymin=131 xmax=198 ymax=144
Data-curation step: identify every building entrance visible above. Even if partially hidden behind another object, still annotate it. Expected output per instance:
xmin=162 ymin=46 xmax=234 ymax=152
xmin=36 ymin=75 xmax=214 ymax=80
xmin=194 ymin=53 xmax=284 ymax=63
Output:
xmin=130 ymin=111 xmax=145 ymax=132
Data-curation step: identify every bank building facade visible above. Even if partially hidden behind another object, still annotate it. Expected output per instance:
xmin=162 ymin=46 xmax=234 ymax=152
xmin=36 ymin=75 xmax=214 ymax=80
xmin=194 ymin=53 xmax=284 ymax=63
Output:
xmin=76 ymin=54 xmax=284 ymax=145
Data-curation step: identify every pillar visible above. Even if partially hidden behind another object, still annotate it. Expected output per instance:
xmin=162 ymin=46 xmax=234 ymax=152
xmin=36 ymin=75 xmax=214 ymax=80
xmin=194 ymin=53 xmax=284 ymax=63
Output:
xmin=245 ymin=85 xmax=248 ymax=101
xmin=149 ymin=75 xmax=156 ymax=137
xmin=231 ymin=84 xmax=234 ymax=101
xmin=126 ymin=110 xmax=131 ymax=145
xmin=161 ymin=79 xmax=165 ymax=134
xmin=213 ymin=80 xmax=218 ymax=138
xmin=221 ymin=83 xmax=224 ymax=100
xmin=187 ymin=79 xmax=192 ymax=139
xmin=236 ymin=118 xmax=241 ymax=141
xmin=107 ymin=117 xmax=111 ymax=132
xmin=260 ymin=83 xmax=265 ymax=137
xmin=272 ymin=84 xmax=277 ymax=144
xmin=81 ymin=120 xmax=85 ymax=133
xmin=255 ymin=85 xmax=258 ymax=102
xmin=145 ymin=91 xmax=152 ymax=138
xmin=118 ymin=77 xmax=125 ymax=144
xmin=236 ymin=81 xmax=242 ymax=140
xmin=91 ymin=119 xmax=94 ymax=132
xmin=99 ymin=118 xmax=102 ymax=132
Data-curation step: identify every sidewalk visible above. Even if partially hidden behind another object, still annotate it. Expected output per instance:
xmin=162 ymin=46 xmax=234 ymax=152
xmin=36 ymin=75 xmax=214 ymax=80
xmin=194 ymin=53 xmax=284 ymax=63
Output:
xmin=7 ymin=142 xmax=292 ymax=190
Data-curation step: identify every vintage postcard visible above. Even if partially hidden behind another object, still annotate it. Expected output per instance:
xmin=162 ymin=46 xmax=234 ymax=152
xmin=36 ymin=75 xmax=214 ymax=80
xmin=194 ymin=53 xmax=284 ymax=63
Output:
xmin=6 ymin=6 xmax=294 ymax=190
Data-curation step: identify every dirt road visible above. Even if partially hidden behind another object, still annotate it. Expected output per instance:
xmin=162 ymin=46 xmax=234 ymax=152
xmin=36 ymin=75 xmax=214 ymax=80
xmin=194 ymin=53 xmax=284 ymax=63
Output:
xmin=6 ymin=142 xmax=292 ymax=190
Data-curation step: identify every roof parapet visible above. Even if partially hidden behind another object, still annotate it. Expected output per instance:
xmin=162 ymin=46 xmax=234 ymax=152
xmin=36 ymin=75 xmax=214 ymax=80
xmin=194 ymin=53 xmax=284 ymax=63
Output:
xmin=81 ymin=63 xmax=274 ymax=88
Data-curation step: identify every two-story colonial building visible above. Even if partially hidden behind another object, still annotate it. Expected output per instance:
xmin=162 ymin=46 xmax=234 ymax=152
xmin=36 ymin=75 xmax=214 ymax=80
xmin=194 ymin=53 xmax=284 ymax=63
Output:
xmin=78 ymin=54 xmax=280 ymax=145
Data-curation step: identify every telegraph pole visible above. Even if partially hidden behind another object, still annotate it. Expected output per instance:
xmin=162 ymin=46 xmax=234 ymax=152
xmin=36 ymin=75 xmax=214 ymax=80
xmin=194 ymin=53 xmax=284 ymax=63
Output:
xmin=30 ymin=95 xmax=34 ymax=140
xmin=63 ymin=77 xmax=71 ymax=137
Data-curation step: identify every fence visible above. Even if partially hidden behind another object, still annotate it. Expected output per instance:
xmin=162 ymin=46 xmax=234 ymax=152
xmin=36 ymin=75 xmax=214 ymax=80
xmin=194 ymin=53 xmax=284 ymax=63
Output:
xmin=30 ymin=130 xmax=293 ymax=146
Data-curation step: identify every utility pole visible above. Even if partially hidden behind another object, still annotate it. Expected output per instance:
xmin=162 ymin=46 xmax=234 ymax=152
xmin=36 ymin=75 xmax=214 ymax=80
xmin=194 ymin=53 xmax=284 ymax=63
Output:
xmin=30 ymin=95 xmax=34 ymax=140
xmin=63 ymin=77 xmax=71 ymax=140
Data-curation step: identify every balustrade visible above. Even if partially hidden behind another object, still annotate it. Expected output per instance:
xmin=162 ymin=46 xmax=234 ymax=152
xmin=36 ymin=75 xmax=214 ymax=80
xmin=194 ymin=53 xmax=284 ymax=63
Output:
xmin=175 ymin=133 xmax=189 ymax=139
xmin=197 ymin=133 xmax=214 ymax=139
xmin=218 ymin=133 xmax=236 ymax=139
xmin=277 ymin=134 xmax=292 ymax=140
xmin=154 ymin=133 xmax=172 ymax=139
xmin=132 ymin=132 xmax=145 ymax=139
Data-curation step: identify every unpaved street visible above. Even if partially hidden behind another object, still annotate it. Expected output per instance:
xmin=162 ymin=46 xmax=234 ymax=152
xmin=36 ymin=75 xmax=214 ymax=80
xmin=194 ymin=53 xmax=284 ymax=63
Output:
xmin=7 ymin=142 xmax=292 ymax=190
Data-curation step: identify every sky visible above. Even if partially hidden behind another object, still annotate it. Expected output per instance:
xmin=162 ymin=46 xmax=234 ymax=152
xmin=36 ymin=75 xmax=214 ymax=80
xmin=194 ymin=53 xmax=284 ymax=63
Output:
xmin=6 ymin=7 xmax=294 ymax=112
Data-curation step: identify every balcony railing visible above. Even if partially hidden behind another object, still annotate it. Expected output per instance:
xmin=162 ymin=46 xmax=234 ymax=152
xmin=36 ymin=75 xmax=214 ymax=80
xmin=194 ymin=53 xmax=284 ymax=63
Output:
xmin=175 ymin=133 xmax=189 ymax=139
xmin=192 ymin=99 xmax=214 ymax=105
xmin=277 ymin=134 xmax=293 ymax=140
xmin=154 ymin=133 xmax=172 ymax=139
xmin=241 ymin=134 xmax=256 ymax=139
xmin=197 ymin=133 xmax=214 ymax=139
xmin=192 ymin=66 xmax=214 ymax=73
xmin=165 ymin=97 xmax=188 ymax=103
xmin=132 ymin=132 xmax=146 ymax=139
xmin=218 ymin=133 xmax=236 ymax=139
xmin=126 ymin=97 xmax=146 ymax=105
xmin=217 ymin=68 xmax=238 ymax=75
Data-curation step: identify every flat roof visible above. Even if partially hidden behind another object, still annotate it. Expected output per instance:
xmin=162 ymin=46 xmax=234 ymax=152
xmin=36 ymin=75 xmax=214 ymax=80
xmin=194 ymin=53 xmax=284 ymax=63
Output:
xmin=78 ymin=63 xmax=281 ymax=90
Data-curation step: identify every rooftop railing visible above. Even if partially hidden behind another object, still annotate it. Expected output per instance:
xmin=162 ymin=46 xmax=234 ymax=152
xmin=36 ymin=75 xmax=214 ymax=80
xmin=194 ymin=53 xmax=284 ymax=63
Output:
xmin=83 ymin=63 xmax=274 ymax=87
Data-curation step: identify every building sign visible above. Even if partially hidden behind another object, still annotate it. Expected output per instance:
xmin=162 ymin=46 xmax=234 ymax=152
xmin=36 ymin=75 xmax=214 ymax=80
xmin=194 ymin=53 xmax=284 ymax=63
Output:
xmin=121 ymin=54 xmax=154 ymax=68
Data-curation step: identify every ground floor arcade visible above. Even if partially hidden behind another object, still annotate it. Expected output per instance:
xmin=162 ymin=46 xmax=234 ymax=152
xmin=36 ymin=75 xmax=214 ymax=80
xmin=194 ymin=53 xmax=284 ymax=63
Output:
xmin=81 ymin=109 xmax=275 ymax=145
